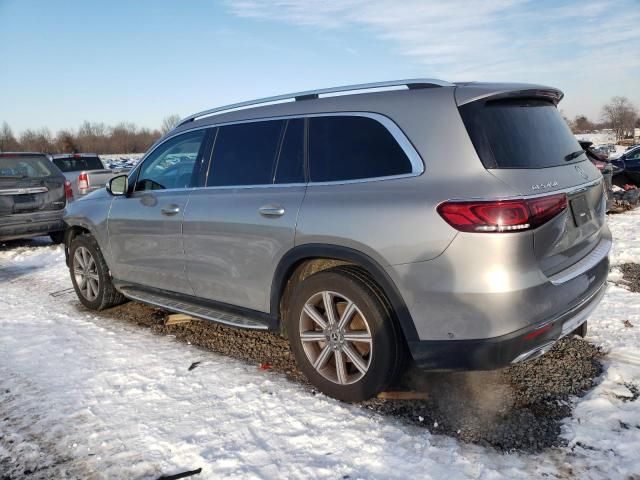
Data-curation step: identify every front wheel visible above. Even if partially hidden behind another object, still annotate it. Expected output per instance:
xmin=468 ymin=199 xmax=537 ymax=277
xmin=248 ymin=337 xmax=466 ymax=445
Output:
xmin=286 ymin=267 xmax=405 ymax=402
xmin=69 ymin=234 xmax=126 ymax=310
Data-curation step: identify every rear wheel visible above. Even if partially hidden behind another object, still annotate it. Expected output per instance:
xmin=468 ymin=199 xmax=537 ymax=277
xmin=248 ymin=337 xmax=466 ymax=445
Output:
xmin=286 ymin=267 xmax=405 ymax=402
xmin=69 ymin=234 xmax=126 ymax=310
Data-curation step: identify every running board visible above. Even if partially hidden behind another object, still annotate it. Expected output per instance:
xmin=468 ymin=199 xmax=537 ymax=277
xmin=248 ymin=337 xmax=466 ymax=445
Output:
xmin=119 ymin=287 xmax=270 ymax=330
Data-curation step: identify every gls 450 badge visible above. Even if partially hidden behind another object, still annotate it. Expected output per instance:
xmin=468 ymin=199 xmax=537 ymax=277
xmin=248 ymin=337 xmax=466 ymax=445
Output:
xmin=531 ymin=181 xmax=559 ymax=191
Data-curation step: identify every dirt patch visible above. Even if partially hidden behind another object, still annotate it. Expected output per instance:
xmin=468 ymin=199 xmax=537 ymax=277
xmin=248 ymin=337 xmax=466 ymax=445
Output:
xmin=618 ymin=263 xmax=640 ymax=293
xmin=100 ymin=302 xmax=603 ymax=453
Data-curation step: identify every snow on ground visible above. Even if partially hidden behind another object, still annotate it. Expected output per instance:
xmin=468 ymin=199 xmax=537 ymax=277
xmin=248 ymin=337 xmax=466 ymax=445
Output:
xmin=1 ymin=212 xmax=640 ymax=479
xmin=608 ymin=207 xmax=640 ymax=265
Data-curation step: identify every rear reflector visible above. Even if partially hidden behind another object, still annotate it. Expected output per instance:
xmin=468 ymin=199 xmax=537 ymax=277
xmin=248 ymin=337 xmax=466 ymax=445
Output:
xmin=437 ymin=193 xmax=567 ymax=233
xmin=77 ymin=172 xmax=89 ymax=194
xmin=64 ymin=180 xmax=74 ymax=200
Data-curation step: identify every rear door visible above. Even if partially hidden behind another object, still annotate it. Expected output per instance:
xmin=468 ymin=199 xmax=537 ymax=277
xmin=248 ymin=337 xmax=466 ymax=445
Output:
xmin=107 ymin=129 xmax=209 ymax=293
xmin=0 ymin=154 xmax=66 ymax=216
xmin=458 ymin=96 xmax=607 ymax=276
xmin=183 ymin=118 xmax=306 ymax=312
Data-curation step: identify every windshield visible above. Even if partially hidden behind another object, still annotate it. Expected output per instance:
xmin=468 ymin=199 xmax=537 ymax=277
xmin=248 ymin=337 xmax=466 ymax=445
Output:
xmin=0 ymin=155 xmax=55 ymax=178
xmin=459 ymin=98 xmax=584 ymax=169
xmin=52 ymin=156 xmax=104 ymax=172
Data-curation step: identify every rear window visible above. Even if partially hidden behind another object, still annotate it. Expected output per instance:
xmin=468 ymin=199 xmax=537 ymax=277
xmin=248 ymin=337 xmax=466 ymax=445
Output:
xmin=52 ymin=156 xmax=103 ymax=172
xmin=308 ymin=116 xmax=413 ymax=182
xmin=0 ymin=155 xmax=55 ymax=178
xmin=459 ymin=98 xmax=584 ymax=169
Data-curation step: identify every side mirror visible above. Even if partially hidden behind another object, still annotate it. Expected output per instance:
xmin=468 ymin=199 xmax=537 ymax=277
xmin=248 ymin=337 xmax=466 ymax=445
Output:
xmin=107 ymin=175 xmax=128 ymax=196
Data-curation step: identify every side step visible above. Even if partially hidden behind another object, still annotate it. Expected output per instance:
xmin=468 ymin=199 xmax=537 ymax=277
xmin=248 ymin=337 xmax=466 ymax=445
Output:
xmin=119 ymin=287 xmax=270 ymax=330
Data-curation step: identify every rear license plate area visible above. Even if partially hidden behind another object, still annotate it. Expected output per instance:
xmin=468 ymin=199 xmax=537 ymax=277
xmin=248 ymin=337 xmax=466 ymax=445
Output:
xmin=570 ymin=194 xmax=591 ymax=226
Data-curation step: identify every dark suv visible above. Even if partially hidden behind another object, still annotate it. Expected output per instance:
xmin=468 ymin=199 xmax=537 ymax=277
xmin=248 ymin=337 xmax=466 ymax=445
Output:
xmin=0 ymin=152 xmax=69 ymax=243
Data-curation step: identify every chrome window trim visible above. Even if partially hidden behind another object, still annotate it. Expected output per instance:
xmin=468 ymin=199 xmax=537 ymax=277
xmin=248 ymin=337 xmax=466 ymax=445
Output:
xmin=130 ymin=112 xmax=424 ymax=192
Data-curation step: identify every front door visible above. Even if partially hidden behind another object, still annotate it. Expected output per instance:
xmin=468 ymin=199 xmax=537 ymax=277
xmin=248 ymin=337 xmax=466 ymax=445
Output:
xmin=108 ymin=128 xmax=209 ymax=293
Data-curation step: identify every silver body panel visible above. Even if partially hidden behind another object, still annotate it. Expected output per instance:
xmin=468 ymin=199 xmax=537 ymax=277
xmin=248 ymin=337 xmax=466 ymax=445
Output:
xmin=183 ymin=186 xmax=306 ymax=311
xmin=65 ymin=81 xmax=610 ymax=358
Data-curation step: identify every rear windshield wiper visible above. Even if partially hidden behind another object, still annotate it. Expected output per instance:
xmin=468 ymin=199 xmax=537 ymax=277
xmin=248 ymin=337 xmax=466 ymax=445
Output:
xmin=565 ymin=150 xmax=585 ymax=161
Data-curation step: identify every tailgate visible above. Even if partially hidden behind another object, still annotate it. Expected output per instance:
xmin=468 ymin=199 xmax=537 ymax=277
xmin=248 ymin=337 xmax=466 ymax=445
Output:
xmin=458 ymin=94 xmax=608 ymax=277
xmin=0 ymin=177 xmax=66 ymax=215
xmin=0 ymin=155 xmax=66 ymax=216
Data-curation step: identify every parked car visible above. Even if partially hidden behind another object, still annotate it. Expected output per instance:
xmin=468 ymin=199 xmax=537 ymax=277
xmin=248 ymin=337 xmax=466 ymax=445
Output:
xmin=592 ymin=145 xmax=610 ymax=159
xmin=579 ymin=140 xmax=620 ymax=211
xmin=0 ymin=152 xmax=70 ymax=243
xmin=50 ymin=153 xmax=130 ymax=199
xmin=64 ymin=80 xmax=610 ymax=402
xmin=610 ymin=145 xmax=640 ymax=186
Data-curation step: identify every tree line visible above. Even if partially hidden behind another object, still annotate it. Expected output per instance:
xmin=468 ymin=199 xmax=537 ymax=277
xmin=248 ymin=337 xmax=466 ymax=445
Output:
xmin=0 ymin=114 xmax=181 ymax=154
xmin=566 ymin=96 xmax=639 ymax=140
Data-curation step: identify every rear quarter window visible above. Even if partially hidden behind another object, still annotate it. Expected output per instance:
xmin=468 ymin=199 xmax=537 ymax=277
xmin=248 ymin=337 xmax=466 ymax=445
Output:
xmin=0 ymin=155 xmax=55 ymax=178
xmin=53 ymin=157 xmax=103 ymax=172
xmin=459 ymin=98 xmax=584 ymax=169
xmin=308 ymin=116 xmax=413 ymax=182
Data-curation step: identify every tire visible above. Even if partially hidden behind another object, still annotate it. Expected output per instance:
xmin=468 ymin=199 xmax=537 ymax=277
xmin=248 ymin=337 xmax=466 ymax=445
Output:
xmin=68 ymin=234 xmax=126 ymax=310
xmin=285 ymin=267 xmax=405 ymax=402
xmin=49 ymin=231 xmax=65 ymax=244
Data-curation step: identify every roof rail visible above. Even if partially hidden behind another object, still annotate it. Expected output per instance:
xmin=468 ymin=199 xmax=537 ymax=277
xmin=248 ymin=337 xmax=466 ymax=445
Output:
xmin=177 ymin=78 xmax=453 ymax=127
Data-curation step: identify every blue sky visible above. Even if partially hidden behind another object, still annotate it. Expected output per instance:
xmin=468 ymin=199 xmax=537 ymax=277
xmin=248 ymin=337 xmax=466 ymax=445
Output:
xmin=1 ymin=0 xmax=638 ymax=133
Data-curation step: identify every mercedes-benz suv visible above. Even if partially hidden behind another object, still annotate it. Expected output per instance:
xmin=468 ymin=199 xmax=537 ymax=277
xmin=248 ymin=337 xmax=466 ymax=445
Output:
xmin=64 ymin=79 xmax=610 ymax=402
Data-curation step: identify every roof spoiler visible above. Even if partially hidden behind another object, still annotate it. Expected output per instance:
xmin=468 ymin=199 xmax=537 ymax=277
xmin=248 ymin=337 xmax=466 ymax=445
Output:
xmin=454 ymin=83 xmax=564 ymax=107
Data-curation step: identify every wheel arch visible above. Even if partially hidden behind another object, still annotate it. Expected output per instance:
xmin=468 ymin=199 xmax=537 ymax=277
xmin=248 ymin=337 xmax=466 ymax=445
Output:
xmin=271 ymin=244 xmax=419 ymax=342
xmin=63 ymin=222 xmax=96 ymax=268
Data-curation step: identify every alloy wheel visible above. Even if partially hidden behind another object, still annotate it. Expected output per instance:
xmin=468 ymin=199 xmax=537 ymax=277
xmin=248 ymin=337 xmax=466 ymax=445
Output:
xmin=299 ymin=290 xmax=373 ymax=385
xmin=73 ymin=246 xmax=100 ymax=302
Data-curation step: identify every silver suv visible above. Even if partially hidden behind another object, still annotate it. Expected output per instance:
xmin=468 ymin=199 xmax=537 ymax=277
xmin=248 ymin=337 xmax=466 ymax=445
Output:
xmin=64 ymin=79 xmax=610 ymax=402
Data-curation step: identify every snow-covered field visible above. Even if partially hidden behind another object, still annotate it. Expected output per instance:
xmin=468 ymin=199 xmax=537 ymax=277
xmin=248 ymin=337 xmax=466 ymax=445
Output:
xmin=1 ymin=211 xmax=640 ymax=479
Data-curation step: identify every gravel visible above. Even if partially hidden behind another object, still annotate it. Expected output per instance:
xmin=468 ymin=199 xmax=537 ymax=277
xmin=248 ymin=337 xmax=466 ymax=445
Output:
xmin=618 ymin=263 xmax=640 ymax=293
xmin=100 ymin=302 xmax=603 ymax=453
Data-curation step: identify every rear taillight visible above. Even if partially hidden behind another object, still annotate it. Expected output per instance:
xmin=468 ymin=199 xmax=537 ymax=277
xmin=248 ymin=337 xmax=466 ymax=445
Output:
xmin=64 ymin=180 xmax=74 ymax=200
xmin=77 ymin=172 xmax=89 ymax=194
xmin=437 ymin=193 xmax=567 ymax=233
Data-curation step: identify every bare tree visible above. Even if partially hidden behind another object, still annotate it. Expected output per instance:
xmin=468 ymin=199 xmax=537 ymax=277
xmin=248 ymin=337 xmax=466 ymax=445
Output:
xmin=0 ymin=122 xmax=19 ymax=152
xmin=601 ymin=96 xmax=638 ymax=141
xmin=572 ymin=115 xmax=594 ymax=134
xmin=56 ymin=129 xmax=78 ymax=153
xmin=19 ymin=128 xmax=54 ymax=153
xmin=161 ymin=114 xmax=181 ymax=135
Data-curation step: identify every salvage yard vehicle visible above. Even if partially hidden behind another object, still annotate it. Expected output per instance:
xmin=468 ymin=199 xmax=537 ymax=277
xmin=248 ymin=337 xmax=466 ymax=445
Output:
xmin=51 ymin=153 xmax=130 ymax=199
xmin=0 ymin=152 xmax=70 ymax=243
xmin=611 ymin=145 xmax=640 ymax=186
xmin=64 ymin=79 xmax=610 ymax=402
xmin=579 ymin=140 xmax=619 ymax=211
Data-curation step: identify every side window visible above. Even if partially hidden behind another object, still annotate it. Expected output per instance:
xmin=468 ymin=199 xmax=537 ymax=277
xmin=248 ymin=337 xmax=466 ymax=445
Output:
xmin=135 ymin=129 xmax=206 ymax=191
xmin=274 ymin=118 xmax=305 ymax=184
xmin=135 ymin=130 xmax=206 ymax=191
xmin=308 ymin=116 xmax=413 ymax=182
xmin=207 ymin=120 xmax=285 ymax=187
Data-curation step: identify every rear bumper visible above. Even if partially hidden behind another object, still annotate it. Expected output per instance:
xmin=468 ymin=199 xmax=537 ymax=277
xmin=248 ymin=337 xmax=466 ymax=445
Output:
xmin=408 ymin=279 xmax=607 ymax=370
xmin=0 ymin=211 xmax=65 ymax=241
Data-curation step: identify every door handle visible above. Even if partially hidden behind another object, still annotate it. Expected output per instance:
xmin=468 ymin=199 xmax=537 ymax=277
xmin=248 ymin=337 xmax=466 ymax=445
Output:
xmin=161 ymin=205 xmax=181 ymax=216
xmin=259 ymin=204 xmax=285 ymax=217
